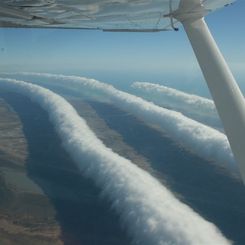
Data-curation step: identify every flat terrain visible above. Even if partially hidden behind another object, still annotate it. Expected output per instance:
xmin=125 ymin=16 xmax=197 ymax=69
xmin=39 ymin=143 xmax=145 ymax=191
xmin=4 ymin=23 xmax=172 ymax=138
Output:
xmin=0 ymin=96 xmax=63 ymax=245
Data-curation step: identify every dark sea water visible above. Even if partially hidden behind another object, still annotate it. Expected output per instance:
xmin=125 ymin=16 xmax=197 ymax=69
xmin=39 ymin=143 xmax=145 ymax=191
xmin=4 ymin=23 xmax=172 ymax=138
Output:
xmin=89 ymin=101 xmax=245 ymax=245
xmin=2 ymin=93 xmax=132 ymax=245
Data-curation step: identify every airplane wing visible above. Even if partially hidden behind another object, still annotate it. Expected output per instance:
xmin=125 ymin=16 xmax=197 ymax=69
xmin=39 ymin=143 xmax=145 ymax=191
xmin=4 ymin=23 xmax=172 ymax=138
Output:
xmin=0 ymin=0 xmax=235 ymax=31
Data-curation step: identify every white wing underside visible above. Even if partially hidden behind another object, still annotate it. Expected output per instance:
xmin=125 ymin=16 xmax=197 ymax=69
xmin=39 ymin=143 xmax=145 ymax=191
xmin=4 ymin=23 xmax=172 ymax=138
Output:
xmin=0 ymin=0 xmax=235 ymax=31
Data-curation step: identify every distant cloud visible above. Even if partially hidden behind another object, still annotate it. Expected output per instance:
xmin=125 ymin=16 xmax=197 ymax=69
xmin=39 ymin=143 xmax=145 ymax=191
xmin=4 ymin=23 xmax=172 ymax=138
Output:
xmin=131 ymin=81 xmax=221 ymax=129
xmin=7 ymin=72 xmax=239 ymax=179
xmin=132 ymin=81 xmax=215 ymax=111
xmin=0 ymin=77 xmax=231 ymax=245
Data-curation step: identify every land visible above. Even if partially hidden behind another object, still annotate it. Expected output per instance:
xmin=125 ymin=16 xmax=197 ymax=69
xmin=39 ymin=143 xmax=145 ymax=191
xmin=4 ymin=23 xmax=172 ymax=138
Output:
xmin=0 ymin=96 xmax=63 ymax=245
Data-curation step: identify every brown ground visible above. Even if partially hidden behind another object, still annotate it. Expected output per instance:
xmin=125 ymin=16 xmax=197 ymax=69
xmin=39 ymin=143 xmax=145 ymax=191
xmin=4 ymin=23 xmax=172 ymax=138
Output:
xmin=0 ymin=97 xmax=63 ymax=245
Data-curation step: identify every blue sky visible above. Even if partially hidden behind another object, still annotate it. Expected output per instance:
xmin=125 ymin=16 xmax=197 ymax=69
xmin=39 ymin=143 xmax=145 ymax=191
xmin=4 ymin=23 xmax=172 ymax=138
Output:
xmin=0 ymin=0 xmax=244 ymax=93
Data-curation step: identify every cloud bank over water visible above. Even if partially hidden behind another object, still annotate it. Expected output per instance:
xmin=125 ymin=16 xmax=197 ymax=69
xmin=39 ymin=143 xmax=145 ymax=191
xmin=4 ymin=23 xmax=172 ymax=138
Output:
xmin=7 ymin=72 xmax=238 ymax=176
xmin=131 ymin=81 xmax=221 ymax=129
xmin=0 ymin=77 xmax=231 ymax=245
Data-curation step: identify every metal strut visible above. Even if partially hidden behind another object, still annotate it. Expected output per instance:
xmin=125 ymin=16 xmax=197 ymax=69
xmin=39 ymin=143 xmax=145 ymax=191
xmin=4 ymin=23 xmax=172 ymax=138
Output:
xmin=169 ymin=0 xmax=179 ymax=31
xmin=164 ymin=0 xmax=179 ymax=31
xmin=174 ymin=0 xmax=245 ymax=183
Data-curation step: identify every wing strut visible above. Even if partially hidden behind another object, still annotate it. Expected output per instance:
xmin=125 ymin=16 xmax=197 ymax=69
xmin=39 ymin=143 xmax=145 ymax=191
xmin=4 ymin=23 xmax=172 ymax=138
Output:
xmin=174 ymin=1 xmax=245 ymax=183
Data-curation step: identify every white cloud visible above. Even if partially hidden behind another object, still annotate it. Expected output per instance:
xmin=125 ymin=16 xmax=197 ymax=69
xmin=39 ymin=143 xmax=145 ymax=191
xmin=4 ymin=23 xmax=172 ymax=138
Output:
xmin=132 ymin=81 xmax=215 ymax=112
xmin=7 ymin=72 xmax=239 ymax=178
xmin=131 ymin=81 xmax=221 ymax=129
xmin=0 ymin=77 xmax=231 ymax=245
